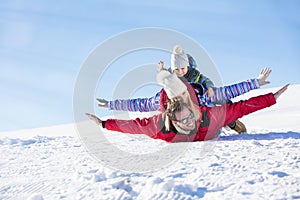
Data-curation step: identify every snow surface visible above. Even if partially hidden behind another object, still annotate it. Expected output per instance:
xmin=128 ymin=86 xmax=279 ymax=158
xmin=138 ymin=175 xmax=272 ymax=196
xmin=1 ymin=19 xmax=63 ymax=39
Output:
xmin=1 ymin=84 xmax=300 ymax=200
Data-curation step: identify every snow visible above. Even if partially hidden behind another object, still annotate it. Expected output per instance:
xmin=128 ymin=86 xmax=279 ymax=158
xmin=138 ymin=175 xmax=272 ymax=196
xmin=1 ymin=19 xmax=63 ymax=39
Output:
xmin=1 ymin=84 xmax=300 ymax=200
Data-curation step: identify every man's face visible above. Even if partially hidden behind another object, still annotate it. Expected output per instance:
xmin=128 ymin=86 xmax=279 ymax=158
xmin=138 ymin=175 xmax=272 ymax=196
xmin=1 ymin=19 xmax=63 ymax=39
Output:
xmin=173 ymin=106 xmax=196 ymax=131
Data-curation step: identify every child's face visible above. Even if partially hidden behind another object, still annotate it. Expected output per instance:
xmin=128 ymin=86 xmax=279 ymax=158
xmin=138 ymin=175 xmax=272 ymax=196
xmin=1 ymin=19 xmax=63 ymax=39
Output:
xmin=173 ymin=66 xmax=188 ymax=77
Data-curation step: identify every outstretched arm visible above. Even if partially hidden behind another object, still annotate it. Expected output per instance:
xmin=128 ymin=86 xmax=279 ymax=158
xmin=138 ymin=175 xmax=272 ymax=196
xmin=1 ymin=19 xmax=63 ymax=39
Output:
xmin=197 ymin=67 xmax=272 ymax=106
xmin=194 ymin=79 xmax=259 ymax=106
xmin=85 ymin=113 xmax=162 ymax=138
xmin=206 ymin=84 xmax=289 ymax=137
xmin=97 ymin=91 xmax=162 ymax=112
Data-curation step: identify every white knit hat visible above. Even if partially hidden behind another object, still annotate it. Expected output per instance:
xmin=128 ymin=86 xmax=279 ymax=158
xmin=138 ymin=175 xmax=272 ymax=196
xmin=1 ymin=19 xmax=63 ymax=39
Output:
xmin=170 ymin=45 xmax=189 ymax=71
xmin=156 ymin=70 xmax=187 ymax=99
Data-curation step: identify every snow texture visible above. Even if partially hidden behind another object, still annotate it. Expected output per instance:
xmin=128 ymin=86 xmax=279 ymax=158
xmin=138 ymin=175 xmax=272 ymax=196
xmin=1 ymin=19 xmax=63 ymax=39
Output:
xmin=1 ymin=84 xmax=300 ymax=200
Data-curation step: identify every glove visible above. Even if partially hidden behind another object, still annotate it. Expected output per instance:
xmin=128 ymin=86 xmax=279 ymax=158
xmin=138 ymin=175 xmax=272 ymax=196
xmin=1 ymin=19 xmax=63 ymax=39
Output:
xmin=257 ymin=67 xmax=272 ymax=86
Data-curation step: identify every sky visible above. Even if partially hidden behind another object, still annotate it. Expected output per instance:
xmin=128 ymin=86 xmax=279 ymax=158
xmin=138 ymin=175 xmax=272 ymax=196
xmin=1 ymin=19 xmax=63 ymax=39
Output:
xmin=0 ymin=0 xmax=299 ymax=132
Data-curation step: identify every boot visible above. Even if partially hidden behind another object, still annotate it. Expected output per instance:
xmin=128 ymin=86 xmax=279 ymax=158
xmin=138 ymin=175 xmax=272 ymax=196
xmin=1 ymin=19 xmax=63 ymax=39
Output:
xmin=229 ymin=120 xmax=247 ymax=134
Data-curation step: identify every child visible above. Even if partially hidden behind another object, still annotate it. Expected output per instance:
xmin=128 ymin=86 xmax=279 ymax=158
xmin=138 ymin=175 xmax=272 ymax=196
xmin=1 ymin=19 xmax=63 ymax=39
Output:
xmin=157 ymin=45 xmax=214 ymax=98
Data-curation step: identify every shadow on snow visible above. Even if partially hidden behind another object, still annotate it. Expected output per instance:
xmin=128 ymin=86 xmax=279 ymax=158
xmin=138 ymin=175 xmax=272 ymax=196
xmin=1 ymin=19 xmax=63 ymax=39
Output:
xmin=218 ymin=131 xmax=300 ymax=141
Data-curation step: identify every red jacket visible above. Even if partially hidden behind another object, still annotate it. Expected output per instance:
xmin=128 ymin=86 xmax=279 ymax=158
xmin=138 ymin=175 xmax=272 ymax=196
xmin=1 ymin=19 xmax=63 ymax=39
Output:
xmin=103 ymin=93 xmax=276 ymax=142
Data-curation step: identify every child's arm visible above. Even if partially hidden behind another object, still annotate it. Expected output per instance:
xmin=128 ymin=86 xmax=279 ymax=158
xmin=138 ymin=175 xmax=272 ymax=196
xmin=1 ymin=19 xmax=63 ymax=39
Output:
xmin=97 ymin=92 xmax=161 ymax=112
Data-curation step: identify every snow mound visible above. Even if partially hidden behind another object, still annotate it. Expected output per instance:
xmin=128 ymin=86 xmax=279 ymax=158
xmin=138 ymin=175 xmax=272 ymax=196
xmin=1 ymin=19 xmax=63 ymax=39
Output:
xmin=1 ymin=84 xmax=300 ymax=199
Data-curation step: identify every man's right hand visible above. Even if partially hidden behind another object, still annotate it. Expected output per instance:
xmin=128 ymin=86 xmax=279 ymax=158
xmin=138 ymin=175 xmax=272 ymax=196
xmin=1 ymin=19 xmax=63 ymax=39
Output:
xmin=274 ymin=84 xmax=289 ymax=100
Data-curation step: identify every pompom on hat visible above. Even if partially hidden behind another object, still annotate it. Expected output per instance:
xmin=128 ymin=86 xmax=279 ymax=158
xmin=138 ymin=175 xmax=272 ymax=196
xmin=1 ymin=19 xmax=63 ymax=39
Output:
xmin=157 ymin=70 xmax=187 ymax=99
xmin=170 ymin=45 xmax=189 ymax=71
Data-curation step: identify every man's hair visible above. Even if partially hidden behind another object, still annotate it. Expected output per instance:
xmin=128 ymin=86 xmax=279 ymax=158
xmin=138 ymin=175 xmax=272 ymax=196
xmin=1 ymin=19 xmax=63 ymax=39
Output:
xmin=166 ymin=98 xmax=188 ymax=121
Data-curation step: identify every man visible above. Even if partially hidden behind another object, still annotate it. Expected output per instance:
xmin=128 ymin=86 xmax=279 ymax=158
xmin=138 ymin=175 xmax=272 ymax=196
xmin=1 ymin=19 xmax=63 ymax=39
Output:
xmin=86 ymin=78 xmax=289 ymax=142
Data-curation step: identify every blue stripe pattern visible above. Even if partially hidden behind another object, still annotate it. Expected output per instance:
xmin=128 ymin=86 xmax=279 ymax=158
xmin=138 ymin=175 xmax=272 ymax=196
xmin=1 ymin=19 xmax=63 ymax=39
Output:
xmin=108 ymin=79 xmax=260 ymax=111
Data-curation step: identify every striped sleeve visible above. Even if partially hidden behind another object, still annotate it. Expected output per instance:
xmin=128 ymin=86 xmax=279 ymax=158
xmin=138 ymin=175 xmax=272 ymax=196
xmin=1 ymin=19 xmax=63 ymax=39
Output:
xmin=108 ymin=92 xmax=161 ymax=112
xmin=198 ymin=79 xmax=260 ymax=106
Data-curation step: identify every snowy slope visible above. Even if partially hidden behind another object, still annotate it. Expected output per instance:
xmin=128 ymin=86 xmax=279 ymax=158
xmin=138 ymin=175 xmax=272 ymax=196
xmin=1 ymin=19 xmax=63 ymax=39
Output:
xmin=1 ymin=84 xmax=300 ymax=200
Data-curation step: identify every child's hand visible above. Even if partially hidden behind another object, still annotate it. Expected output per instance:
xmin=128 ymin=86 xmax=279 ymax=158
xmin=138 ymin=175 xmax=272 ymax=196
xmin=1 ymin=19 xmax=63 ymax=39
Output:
xmin=257 ymin=67 xmax=272 ymax=86
xmin=97 ymin=98 xmax=109 ymax=108
xmin=157 ymin=61 xmax=164 ymax=72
